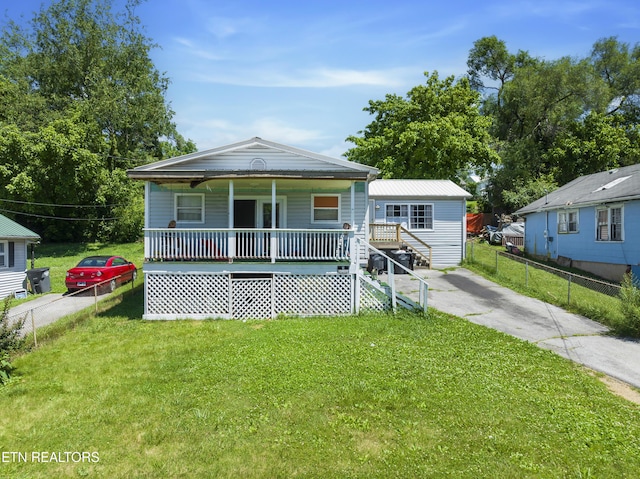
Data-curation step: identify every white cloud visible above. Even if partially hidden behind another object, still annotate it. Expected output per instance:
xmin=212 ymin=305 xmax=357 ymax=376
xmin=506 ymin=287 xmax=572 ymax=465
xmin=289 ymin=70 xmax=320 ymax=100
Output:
xmin=175 ymin=116 xmax=324 ymax=151
xmin=190 ymin=66 xmax=413 ymax=88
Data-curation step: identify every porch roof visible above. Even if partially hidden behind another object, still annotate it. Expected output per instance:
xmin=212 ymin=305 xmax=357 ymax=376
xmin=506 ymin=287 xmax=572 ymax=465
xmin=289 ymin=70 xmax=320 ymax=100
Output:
xmin=128 ymin=169 xmax=373 ymax=186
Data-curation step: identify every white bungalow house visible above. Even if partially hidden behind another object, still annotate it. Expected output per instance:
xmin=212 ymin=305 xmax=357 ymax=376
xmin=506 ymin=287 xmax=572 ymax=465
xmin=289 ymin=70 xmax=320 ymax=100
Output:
xmin=0 ymin=214 xmax=41 ymax=300
xmin=127 ymin=137 xmax=430 ymax=320
xmin=368 ymin=179 xmax=472 ymax=267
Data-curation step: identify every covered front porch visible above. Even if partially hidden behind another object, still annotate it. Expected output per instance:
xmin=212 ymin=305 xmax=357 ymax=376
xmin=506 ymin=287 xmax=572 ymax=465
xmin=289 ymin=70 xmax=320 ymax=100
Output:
xmin=143 ymin=227 xmax=353 ymax=263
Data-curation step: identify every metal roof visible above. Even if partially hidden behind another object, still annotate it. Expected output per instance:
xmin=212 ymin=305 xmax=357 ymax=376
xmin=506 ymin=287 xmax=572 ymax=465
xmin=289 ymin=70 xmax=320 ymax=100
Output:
xmin=0 ymin=214 xmax=40 ymax=240
xmin=369 ymin=179 xmax=472 ymax=198
xmin=515 ymin=163 xmax=640 ymax=215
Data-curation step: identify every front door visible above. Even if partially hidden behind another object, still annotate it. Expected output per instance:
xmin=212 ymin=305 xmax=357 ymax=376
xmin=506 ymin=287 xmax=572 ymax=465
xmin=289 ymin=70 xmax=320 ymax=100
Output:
xmin=234 ymin=200 xmax=256 ymax=228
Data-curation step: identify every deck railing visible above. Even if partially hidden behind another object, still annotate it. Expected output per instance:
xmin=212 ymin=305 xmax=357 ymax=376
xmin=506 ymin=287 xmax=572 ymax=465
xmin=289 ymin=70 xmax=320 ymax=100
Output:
xmin=144 ymin=228 xmax=353 ymax=262
xmin=369 ymin=223 xmax=432 ymax=268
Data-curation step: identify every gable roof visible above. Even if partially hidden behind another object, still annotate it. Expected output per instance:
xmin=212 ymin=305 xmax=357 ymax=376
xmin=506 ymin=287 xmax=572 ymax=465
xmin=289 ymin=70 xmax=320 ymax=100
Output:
xmin=515 ymin=164 xmax=640 ymax=215
xmin=369 ymin=179 xmax=472 ymax=199
xmin=0 ymin=214 xmax=40 ymax=240
xmin=127 ymin=137 xmax=378 ymax=184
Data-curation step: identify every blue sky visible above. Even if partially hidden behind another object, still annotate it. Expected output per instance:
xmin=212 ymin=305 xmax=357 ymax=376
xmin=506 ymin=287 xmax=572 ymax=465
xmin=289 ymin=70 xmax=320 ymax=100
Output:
xmin=3 ymin=0 xmax=640 ymax=157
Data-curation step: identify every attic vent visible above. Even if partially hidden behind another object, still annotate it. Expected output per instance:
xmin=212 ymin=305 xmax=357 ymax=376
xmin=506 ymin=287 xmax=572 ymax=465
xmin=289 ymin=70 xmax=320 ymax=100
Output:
xmin=592 ymin=175 xmax=630 ymax=193
xmin=251 ymin=158 xmax=267 ymax=170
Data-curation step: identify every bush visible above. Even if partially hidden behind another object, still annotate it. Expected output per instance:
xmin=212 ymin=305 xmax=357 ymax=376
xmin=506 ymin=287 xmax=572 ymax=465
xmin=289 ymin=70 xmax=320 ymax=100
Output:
xmin=616 ymin=274 xmax=640 ymax=337
xmin=0 ymin=297 xmax=25 ymax=384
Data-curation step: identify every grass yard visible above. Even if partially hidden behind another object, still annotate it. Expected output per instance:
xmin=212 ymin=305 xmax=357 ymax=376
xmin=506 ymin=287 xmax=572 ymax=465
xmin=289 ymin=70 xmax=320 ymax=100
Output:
xmin=1 ymin=289 xmax=640 ymax=478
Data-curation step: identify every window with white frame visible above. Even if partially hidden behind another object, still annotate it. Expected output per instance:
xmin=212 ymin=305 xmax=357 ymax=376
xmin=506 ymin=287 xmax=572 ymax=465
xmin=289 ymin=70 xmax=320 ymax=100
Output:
xmin=596 ymin=205 xmax=623 ymax=241
xmin=385 ymin=204 xmax=408 ymax=224
xmin=0 ymin=241 xmax=6 ymax=267
xmin=175 ymin=193 xmax=204 ymax=223
xmin=385 ymin=203 xmax=433 ymax=229
xmin=312 ymin=195 xmax=340 ymax=223
xmin=558 ymin=210 xmax=579 ymax=234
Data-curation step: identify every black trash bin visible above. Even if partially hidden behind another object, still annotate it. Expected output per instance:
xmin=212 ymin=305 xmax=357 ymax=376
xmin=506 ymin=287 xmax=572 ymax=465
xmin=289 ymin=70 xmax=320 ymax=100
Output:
xmin=367 ymin=253 xmax=387 ymax=273
xmin=26 ymin=267 xmax=51 ymax=294
xmin=392 ymin=250 xmax=413 ymax=274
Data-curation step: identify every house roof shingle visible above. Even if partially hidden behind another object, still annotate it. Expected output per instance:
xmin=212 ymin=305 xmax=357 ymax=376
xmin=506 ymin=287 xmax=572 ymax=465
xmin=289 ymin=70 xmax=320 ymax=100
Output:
xmin=515 ymin=164 xmax=640 ymax=215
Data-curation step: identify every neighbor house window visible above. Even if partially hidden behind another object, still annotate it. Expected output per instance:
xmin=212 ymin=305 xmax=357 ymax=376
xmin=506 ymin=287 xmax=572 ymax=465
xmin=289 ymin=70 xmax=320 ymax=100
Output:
xmin=385 ymin=203 xmax=433 ymax=229
xmin=558 ymin=210 xmax=579 ymax=234
xmin=312 ymin=195 xmax=340 ymax=223
xmin=0 ymin=241 xmax=6 ymax=267
xmin=175 ymin=193 xmax=204 ymax=223
xmin=596 ymin=206 xmax=623 ymax=241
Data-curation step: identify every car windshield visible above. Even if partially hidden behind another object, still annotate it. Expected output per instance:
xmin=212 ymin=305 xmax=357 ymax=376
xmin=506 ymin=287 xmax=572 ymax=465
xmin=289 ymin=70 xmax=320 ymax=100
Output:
xmin=78 ymin=258 xmax=108 ymax=267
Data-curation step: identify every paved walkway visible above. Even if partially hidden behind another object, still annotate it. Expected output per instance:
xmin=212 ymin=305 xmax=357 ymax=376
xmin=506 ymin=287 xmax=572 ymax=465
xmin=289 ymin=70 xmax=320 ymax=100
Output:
xmin=389 ymin=267 xmax=640 ymax=390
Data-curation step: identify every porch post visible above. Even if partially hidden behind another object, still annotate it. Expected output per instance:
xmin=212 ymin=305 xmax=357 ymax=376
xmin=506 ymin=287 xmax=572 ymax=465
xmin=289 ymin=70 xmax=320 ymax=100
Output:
xmin=350 ymin=182 xmax=355 ymax=229
xmin=228 ymin=180 xmax=235 ymax=260
xmin=271 ymin=179 xmax=277 ymax=263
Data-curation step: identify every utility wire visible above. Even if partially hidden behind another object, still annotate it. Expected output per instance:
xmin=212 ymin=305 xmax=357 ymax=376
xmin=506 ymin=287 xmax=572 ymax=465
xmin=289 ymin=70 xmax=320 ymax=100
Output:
xmin=0 ymin=208 xmax=119 ymax=221
xmin=0 ymin=198 xmax=129 ymax=208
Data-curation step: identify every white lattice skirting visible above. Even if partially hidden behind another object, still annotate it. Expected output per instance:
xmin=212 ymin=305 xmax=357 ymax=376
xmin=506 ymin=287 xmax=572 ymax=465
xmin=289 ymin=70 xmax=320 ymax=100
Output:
xmin=144 ymin=272 xmax=358 ymax=319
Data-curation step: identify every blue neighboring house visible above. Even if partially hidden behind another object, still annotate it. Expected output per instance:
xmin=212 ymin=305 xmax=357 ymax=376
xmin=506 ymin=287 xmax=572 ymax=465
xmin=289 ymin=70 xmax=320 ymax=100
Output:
xmin=514 ymin=164 xmax=640 ymax=282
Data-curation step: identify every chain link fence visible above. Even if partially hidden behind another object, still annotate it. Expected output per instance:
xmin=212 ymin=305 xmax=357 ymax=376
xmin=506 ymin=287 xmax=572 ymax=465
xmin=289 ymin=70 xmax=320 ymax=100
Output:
xmin=6 ymin=276 xmax=137 ymax=348
xmin=466 ymin=241 xmax=623 ymax=318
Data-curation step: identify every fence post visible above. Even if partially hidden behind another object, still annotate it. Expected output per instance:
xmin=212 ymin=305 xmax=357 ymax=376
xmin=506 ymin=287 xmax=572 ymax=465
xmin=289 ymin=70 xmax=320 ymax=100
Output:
xmin=31 ymin=309 xmax=37 ymax=348
xmin=525 ymin=261 xmax=529 ymax=288
xmin=94 ymin=285 xmax=98 ymax=313
xmin=568 ymin=274 xmax=572 ymax=304
xmin=495 ymin=250 xmax=499 ymax=273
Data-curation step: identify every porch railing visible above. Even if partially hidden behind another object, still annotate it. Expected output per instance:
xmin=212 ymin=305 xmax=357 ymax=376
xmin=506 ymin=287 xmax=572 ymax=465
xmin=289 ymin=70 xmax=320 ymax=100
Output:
xmin=144 ymin=228 xmax=353 ymax=262
xmin=369 ymin=223 xmax=433 ymax=268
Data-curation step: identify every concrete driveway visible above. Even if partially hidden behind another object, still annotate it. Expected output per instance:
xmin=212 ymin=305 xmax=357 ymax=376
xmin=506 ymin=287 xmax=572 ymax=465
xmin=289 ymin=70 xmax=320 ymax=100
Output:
xmin=392 ymin=267 xmax=640 ymax=390
xmin=8 ymin=292 xmax=99 ymax=333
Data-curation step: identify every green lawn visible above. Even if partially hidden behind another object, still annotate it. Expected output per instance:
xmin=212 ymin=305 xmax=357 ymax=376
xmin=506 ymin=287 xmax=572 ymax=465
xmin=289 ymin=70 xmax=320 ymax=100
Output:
xmin=1 ymin=290 xmax=639 ymax=478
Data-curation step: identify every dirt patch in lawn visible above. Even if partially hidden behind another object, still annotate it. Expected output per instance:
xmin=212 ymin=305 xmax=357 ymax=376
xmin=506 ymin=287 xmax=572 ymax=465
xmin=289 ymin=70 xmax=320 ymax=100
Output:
xmin=596 ymin=374 xmax=640 ymax=405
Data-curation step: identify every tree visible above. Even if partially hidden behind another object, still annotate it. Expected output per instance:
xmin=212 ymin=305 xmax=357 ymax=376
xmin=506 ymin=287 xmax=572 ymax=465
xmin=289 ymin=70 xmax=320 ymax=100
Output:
xmin=345 ymin=71 xmax=499 ymax=182
xmin=469 ymin=36 xmax=640 ymax=212
xmin=0 ymin=0 xmax=195 ymax=241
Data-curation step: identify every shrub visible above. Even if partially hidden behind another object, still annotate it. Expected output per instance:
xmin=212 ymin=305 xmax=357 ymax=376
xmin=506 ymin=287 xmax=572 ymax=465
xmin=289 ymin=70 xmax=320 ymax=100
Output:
xmin=0 ymin=297 xmax=25 ymax=384
xmin=616 ymin=274 xmax=640 ymax=337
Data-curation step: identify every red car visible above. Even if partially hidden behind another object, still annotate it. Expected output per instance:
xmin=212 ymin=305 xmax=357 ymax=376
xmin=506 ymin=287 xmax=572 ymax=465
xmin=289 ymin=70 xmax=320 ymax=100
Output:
xmin=66 ymin=255 xmax=137 ymax=293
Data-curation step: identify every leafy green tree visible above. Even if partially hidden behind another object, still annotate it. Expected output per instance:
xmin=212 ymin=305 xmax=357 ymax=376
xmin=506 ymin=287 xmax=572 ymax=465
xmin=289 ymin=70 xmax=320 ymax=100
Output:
xmin=469 ymin=36 xmax=640 ymax=212
xmin=345 ymin=71 xmax=498 ymax=182
xmin=0 ymin=0 xmax=195 ymax=241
